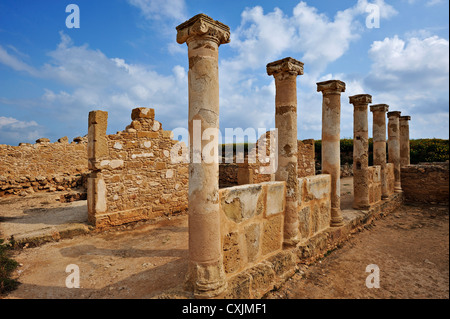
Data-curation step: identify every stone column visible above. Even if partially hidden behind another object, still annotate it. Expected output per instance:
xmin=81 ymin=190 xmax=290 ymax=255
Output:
xmin=387 ymin=111 xmax=402 ymax=193
xmin=87 ymin=110 xmax=108 ymax=226
xmin=317 ymin=80 xmax=346 ymax=227
xmin=176 ymin=14 xmax=230 ymax=298
xmin=267 ymin=57 xmax=304 ymax=245
xmin=370 ymin=104 xmax=389 ymax=199
xmin=400 ymin=115 xmax=411 ymax=166
xmin=349 ymin=94 xmax=372 ymax=209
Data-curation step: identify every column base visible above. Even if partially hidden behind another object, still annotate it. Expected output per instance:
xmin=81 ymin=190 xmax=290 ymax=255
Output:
xmin=330 ymin=216 xmax=344 ymax=227
xmin=283 ymin=235 xmax=301 ymax=248
xmin=185 ymin=260 xmax=227 ymax=299
xmin=394 ymin=188 xmax=403 ymax=193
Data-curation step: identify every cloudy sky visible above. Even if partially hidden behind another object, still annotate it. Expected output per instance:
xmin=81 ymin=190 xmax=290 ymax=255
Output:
xmin=0 ymin=0 xmax=448 ymax=145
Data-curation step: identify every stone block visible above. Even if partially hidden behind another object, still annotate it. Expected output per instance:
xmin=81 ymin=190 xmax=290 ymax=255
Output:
xmin=131 ymin=107 xmax=155 ymax=120
xmin=248 ymin=263 xmax=275 ymax=298
xmin=223 ymin=232 xmax=241 ymax=274
xmin=261 ymin=214 xmax=283 ymax=256
xmin=220 ymin=184 xmax=263 ymax=223
xmin=304 ymin=174 xmax=331 ymax=202
xmin=263 ymin=182 xmax=285 ymax=217
xmin=244 ymin=223 xmax=261 ymax=263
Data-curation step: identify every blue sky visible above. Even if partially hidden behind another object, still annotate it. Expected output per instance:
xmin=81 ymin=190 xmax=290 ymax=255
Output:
xmin=0 ymin=0 xmax=448 ymax=146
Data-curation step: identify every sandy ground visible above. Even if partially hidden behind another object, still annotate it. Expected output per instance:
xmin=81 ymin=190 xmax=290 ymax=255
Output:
xmin=1 ymin=179 xmax=448 ymax=299
xmin=265 ymin=203 xmax=449 ymax=299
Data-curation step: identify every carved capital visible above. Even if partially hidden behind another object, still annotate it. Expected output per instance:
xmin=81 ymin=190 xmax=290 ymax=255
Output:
xmin=266 ymin=57 xmax=304 ymax=79
xmin=316 ymin=80 xmax=346 ymax=95
xmin=176 ymin=14 xmax=230 ymax=45
xmin=387 ymin=111 xmax=401 ymax=118
xmin=370 ymin=104 xmax=389 ymax=113
xmin=400 ymin=115 xmax=411 ymax=121
xmin=349 ymin=94 xmax=372 ymax=106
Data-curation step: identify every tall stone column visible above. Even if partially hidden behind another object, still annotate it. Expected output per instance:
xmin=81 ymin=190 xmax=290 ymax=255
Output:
xmin=267 ymin=57 xmax=304 ymax=245
xmin=370 ymin=104 xmax=389 ymax=199
xmin=400 ymin=115 xmax=411 ymax=166
xmin=87 ymin=110 xmax=108 ymax=226
xmin=387 ymin=111 xmax=402 ymax=193
xmin=176 ymin=14 xmax=230 ymax=298
xmin=317 ymin=80 xmax=346 ymax=227
xmin=349 ymin=94 xmax=372 ymax=209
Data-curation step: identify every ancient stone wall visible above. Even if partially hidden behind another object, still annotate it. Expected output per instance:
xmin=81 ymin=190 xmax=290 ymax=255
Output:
xmin=219 ymin=182 xmax=285 ymax=278
xmin=401 ymin=162 xmax=449 ymax=204
xmin=218 ymin=137 xmax=315 ymax=187
xmin=87 ymin=108 xmax=188 ymax=228
xmin=0 ymin=138 xmax=88 ymax=196
xmin=297 ymin=175 xmax=331 ymax=240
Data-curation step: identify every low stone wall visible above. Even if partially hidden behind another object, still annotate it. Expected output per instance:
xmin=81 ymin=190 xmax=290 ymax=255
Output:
xmin=223 ymin=191 xmax=404 ymax=299
xmin=297 ymin=174 xmax=331 ymax=240
xmin=401 ymin=162 xmax=449 ymax=204
xmin=0 ymin=138 xmax=88 ymax=196
xmin=87 ymin=108 xmax=189 ymax=228
xmin=218 ymin=137 xmax=315 ymax=187
xmin=219 ymin=182 xmax=286 ymax=289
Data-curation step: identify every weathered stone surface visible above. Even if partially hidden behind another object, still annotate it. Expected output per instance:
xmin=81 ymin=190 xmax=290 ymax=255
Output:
xmin=317 ymin=80 xmax=345 ymax=227
xmin=131 ymin=107 xmax=155 ymax=120
xmin=264 ymin=182 xmax=285 ymax=217
xmin=261 ymin=214 xmax=283 ymax=255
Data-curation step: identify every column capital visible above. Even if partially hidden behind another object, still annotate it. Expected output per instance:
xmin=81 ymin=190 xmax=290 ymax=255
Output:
xmin=400 ymin=115 xmax=411 ymax=121
xmin=266 ymin=57 xmax=304 ymax=78
xmin=387 ymin=111 xmax=401 ymax=118
xmin=176 ymin=13 xmax=230 ymax=45
xmin=349 ymin=94 xmax=372 ymax=106
xmin=316 ymin=80 xmax=346 ymax=95
xmin=370 ymin=104 xmax=389 ymax=113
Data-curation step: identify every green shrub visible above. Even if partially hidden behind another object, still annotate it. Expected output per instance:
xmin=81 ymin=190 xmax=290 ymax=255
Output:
xmin=410 ymin=139 xmax=449 ymax=164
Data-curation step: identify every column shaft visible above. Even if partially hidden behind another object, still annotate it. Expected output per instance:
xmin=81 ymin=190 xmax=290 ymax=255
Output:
xmin=349 ymin=95 xmax=372 ymax=209
xmin=317 ymin=80 xmax=345 ymax=227
xmin=267 ymin=57 xmax=304 ymax=245
xmin=176 ymin=14 xmax=230 ymax=298
xmin=387 ymin=111 xmax=402 ymax=193
xmin=400 ymin=116 xmax=411 ymax=166
xmin=370 ymin=104 xmax=389 ymax=199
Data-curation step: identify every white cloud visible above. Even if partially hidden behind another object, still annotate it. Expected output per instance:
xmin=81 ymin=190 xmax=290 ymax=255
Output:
xmin=365 ymin=35 xmax=449 ymax=92
xmin=0 ymin=45 xmax=38 ymax=76
xmin=0 ymin=116 xmax=43 ymax=145
xmin=0 ymin=32 xmax=188 ymax=143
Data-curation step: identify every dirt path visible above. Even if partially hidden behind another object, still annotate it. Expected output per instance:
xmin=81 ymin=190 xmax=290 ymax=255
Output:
xmin=265 ymin=204 xmax=449 ymax=299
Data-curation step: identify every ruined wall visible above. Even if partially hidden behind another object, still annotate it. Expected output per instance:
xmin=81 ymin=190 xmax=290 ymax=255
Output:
xmin=297 ymin=175 xmax=331 ymax=240
xmin=219 ymin=182 xmax=285 ymax=278
xmin=368 ymin=166 xmax=382 ymax=205
xmin=0 ymin=138 xmax=88 ymax=196
xmin=401 ymin=162 xmax=449 ymax=204
xmin=87 ymin=108 xmax=188 ymax=228
xmin=218 ymin=136 xmax=315 ymax=187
